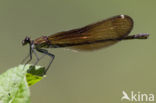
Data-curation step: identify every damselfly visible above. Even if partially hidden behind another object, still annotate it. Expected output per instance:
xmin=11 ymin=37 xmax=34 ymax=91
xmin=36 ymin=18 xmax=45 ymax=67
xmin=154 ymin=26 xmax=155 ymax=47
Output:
xmin=22 ymin=15 xmax=149 ymax=74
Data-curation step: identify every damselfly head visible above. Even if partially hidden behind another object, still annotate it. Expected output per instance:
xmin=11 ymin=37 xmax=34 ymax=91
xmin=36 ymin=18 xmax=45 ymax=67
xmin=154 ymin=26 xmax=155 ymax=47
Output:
xmin=22 ymin=36 xmax=31 ymax=46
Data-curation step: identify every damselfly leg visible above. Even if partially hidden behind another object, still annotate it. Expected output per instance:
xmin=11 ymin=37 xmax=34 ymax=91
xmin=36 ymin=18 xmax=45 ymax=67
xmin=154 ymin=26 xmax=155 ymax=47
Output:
xmin=36 ymin=48 xmax=55 ymax=74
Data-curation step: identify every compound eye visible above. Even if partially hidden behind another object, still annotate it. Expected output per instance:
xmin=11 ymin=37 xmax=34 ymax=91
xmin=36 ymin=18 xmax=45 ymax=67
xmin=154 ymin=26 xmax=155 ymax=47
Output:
xmin=24 ymin=36 xmax=30 ymax=41
xmin=22 ymin=37 xmax=31 ymax=46
xmin=26 ymin=37 xmax=29 ymax=41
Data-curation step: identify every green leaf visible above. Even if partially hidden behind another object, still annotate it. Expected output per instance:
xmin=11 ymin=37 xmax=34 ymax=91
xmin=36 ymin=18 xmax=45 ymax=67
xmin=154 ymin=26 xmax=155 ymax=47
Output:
xmin=0 ymin=65 xmax=45 ymax=103
xmin=10 ymin=77 xmax=30 ymax=103
xmin=0 ymin=65 xmax=30 ymax=103
xmin=26 ymin=65 xmax=45 ymax=86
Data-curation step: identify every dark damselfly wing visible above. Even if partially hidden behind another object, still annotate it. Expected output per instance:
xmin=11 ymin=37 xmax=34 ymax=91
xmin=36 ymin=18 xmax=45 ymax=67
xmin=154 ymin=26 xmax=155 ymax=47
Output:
xmin=46 ymin=15 xmax=133 ymax=51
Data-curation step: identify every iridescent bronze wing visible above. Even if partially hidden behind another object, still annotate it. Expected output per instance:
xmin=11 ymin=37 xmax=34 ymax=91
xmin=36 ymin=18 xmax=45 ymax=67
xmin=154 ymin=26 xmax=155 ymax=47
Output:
xmin=48 ymin=15 xmax=133 ymax=51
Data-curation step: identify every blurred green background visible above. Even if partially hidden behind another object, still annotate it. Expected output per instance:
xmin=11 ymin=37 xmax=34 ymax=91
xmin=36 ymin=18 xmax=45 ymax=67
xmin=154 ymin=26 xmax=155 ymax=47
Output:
xmin=0 ymin=0 xmax=155 ymax=103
